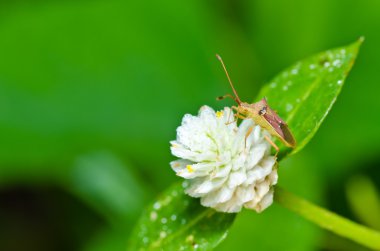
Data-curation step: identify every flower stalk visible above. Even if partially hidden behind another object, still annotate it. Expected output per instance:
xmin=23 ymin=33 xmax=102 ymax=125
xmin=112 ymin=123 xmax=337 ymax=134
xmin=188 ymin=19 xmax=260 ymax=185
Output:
xmin=275 ymin=187 xmax=380 ymax=250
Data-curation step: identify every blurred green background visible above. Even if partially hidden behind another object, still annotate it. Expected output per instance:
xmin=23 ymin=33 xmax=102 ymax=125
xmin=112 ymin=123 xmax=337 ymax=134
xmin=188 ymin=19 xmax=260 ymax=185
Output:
xmin=0 ymin=0 xmax=379 ymax=250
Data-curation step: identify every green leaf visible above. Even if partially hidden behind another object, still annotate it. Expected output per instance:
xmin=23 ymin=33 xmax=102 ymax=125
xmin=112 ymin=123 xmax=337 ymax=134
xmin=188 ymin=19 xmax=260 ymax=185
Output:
xmin=128 ymin=182 xmax=236 ymax=251
xmin=257 ymin=38 xmax=363 ymax=156
xmin=129 ymin=39 xmax=363 ymax=250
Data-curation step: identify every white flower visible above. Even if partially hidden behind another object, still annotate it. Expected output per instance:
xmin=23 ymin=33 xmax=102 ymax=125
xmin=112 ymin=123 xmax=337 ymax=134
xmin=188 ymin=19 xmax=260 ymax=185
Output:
xmin=170 ymin=105 xmax=278 ymax=213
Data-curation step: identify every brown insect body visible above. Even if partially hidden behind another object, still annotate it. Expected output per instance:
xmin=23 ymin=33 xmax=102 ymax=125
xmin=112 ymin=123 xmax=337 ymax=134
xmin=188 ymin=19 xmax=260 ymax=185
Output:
xmin=216 ymin=54 xmax=296 ymax=148
xmin=237 ymin=99 xmax=296 ymax=148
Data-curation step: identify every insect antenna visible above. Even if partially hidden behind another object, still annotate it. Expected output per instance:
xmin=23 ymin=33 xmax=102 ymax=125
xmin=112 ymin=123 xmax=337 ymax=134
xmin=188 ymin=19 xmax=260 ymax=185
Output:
xmin=216 ymin=54 xmax=241 ymax=104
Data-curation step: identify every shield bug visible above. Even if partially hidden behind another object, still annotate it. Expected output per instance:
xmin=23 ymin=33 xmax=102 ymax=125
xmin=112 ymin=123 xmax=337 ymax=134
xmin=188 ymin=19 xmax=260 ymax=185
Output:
xmin=216 ymin=54 xmax=296 ymax=151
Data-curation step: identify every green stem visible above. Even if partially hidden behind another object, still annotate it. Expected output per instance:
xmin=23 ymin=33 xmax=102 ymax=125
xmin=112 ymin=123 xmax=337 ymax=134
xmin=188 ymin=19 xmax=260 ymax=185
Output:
xmin=275 ymin=187 xmax=380 ymax=250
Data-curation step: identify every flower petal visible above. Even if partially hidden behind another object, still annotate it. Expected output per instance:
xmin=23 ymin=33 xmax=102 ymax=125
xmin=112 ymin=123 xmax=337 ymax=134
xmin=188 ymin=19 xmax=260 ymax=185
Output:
xmin=246 ymin=144 xmax=267 ymax=169
xmin=192 ymin=177 xmax=227 ymax=195
xmin=170 ymin=106 xmax=278 ymax=213
xmin=236 ymin=185 xmax=255 ymax=203
xmin=254 ymin=188 xmax=274 ymax=213
xmin=212 ymin=197 xmax=242 ymax=213
xmin=227 ymin=171 xmax=247 ymax=188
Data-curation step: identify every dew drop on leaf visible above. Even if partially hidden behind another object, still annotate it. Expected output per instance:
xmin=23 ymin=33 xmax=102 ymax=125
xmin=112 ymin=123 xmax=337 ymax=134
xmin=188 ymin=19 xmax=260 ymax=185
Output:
xmin=182 ymin=181 xmax=189 ymax=188
xmin=333 ymin=59 xmax=341 ymax=67
xmin=153 ymin=202 xmax=161 ymax=210
xmin=128 ymin=183 xmax=242 ymax=249
xmin=150 ymin=211 xmax=158 ymax=221
xmin=257 ymin=38 xmax=362 ymax=156
xmin=286 ymin=104 xmax=293 ymax=112
xmin=161 ymin=217 xmax=167 ymax=224
xmin=160 ymin=231 xmax=167 ymax=239
xmin=143 ymin=237 xmax=149 ymax=244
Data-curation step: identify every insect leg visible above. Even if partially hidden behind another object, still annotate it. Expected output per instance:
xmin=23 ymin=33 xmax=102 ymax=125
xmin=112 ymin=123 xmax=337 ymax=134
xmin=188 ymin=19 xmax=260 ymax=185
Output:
xmin=264 ymin=135 xmax=279 ymax=155
xmin=225 ymin=106 xmax=239 ymax=125
xmin=235 ymin=114 xmax=247 ymax=119
xmin=232 ymin=106 xmax=248 ymax=120
xmin=225 ymin=107 xmax=235 ymax=124
xmin=225 ymin=114 xmax=238 ymax=125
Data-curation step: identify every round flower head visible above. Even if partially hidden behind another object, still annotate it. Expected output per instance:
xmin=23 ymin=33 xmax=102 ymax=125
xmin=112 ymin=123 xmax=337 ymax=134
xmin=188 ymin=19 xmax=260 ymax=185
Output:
xmin=170 ymin=106 xmax=278 ymax=213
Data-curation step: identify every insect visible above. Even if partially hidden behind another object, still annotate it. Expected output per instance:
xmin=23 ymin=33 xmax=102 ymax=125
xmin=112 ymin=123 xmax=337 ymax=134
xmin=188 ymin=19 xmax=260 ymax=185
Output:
xmin=216 ymin=54 xmax=296 ymax=151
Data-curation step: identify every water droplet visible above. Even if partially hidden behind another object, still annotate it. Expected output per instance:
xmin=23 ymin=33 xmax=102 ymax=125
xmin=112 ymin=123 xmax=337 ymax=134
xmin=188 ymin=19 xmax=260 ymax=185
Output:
xmin=291 ymin=68 xmax=298 ymax=75
xmin=340 ymin=49 xmax=346 ymax=54
xmin=270 ymin=82 xmax=277 ymax=88
xmin=170 ymin=214 xmax=177 ymax=221
xmin=160 ymin=231 xmax=167 ymax=239
xmin=153 ymin=202 xmax=161 ymax=210
xmin=309 ymin=64 xmax=316 ymax=70
xmin=324 ymin=62 xmax=331 ymax=68
xmin=333 ymin=59 xmax=341 ymax=67
xmin=337 ymin=80 xmax=343 ymax=85
xmin=328 ymin=67 xmax=334 ymax=72
xmin=181 ymin=219 xmax=187 ymax=225
xmin=282 ymin=85 xmax=288 ymax=91
xmin=161 ymin=217 xmax=167 ymax=224
xmin=171 ymin=190 xmax=178 ymax=197
xmin=194 ymin=244 xmax=199 ymax=249
xmin=285 ymin=104 xmax=293 ymax=112
xmin=182 ymin=181 xmax=189 ymax=188
xmin=186 ymin=235 xmax=194 ymax=243
xmin=150 ymin=211 xmax=158 ymax=221
xmin=142 ymin=237 xmax=149 ymax=244
xmin=296 ymin=98 xmax=301 ymax=103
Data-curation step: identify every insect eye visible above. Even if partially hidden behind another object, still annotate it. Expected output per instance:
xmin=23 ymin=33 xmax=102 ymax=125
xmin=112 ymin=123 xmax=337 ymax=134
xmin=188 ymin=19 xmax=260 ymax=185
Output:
xmin=259 ymin=106 xmax=267 ymax=115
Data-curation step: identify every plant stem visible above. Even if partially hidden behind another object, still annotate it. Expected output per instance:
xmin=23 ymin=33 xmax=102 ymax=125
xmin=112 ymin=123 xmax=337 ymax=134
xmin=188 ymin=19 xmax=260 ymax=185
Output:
xmin=275 ymin=187 xmax=380 ymax=250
